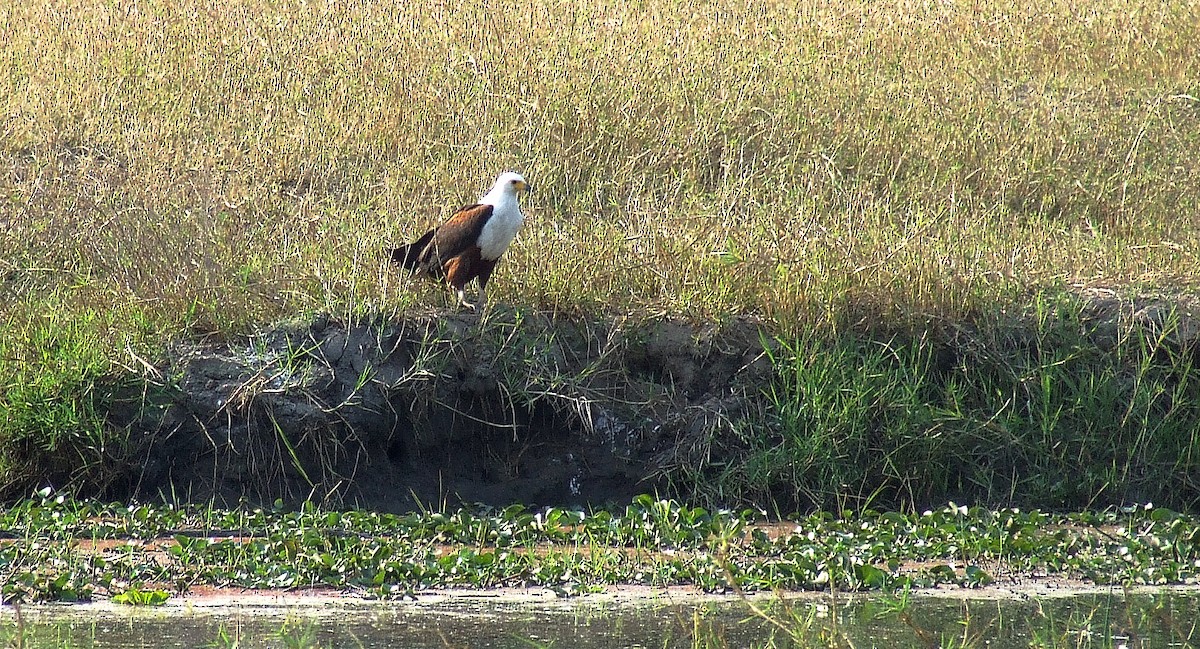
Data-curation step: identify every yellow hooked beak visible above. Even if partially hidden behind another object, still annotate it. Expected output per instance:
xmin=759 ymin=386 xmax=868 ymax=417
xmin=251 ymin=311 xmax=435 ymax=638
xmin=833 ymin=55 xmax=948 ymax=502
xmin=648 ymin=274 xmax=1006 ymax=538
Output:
xmin=514 ymin=179 xmax=531 ymax=193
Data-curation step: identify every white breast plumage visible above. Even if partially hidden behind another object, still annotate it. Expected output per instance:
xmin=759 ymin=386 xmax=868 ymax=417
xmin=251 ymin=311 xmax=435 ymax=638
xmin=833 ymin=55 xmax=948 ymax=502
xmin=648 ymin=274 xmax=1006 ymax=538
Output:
xmin=477 ymin=196 xmax=525 ymax=260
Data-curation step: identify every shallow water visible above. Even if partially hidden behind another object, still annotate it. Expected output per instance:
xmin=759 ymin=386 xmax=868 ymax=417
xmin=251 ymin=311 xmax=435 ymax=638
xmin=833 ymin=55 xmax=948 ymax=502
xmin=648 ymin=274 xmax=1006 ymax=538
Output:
xmin=3 ymin=589 xmax=1198 ymax=648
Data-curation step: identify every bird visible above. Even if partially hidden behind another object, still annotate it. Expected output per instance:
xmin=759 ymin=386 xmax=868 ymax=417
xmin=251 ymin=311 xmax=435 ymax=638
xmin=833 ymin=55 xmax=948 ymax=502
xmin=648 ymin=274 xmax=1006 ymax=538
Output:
xmin=389 ymin=172 xmax=531 ymax=310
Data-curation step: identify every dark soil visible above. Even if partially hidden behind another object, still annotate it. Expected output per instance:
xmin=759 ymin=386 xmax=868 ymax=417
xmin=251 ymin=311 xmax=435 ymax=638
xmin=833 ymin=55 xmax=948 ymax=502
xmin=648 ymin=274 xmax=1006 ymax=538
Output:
xmin=103 ymin=310 xmax=774 ymax=512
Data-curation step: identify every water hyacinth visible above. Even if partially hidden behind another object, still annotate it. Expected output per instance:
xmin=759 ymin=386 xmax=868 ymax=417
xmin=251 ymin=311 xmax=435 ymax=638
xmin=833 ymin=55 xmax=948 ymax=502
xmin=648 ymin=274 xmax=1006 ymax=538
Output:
xmin=2 ymin=496 xmax=1199 ymax=603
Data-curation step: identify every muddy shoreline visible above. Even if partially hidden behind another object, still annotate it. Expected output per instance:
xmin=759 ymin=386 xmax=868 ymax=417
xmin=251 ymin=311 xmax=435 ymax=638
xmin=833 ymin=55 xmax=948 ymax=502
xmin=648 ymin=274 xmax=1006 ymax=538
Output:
xmin=7 ymin=582 xmax=1200 ymax=615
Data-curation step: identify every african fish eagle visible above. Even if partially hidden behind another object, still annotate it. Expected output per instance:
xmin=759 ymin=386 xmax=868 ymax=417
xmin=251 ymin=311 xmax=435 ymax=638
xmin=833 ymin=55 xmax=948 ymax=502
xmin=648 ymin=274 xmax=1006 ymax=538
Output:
xmin=389 ymin=172 xmax=530 ymax=309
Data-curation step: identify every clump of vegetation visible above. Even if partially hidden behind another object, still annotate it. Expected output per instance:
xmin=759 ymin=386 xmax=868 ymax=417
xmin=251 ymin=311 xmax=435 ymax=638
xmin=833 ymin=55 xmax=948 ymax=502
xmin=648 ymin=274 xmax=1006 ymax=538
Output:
xmin=0 ymin=300 xmax=127 ymax=494
xmin=667 ymin=291 xmax=1200 ymax=512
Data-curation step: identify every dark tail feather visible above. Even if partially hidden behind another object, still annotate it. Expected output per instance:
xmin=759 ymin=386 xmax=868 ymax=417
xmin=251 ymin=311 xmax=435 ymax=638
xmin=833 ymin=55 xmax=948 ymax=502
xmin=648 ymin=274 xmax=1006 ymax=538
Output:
xmin=389 ymin=228 xmax=437 ymax=271
xmin=388 ymin=243 xmax=421 ymax=270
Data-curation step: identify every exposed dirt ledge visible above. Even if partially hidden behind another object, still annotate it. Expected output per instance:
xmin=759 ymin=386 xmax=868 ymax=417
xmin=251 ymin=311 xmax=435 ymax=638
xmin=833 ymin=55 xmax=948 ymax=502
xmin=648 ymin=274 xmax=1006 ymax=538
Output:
xmin=106 ymin=311 xmax=774 ymax=511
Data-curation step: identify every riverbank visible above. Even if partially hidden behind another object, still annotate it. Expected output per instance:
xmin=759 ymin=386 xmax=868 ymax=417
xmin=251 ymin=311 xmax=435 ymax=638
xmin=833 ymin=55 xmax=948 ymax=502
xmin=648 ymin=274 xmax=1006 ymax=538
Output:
xmin=3 ymin=287 xmax=1198 ymax=514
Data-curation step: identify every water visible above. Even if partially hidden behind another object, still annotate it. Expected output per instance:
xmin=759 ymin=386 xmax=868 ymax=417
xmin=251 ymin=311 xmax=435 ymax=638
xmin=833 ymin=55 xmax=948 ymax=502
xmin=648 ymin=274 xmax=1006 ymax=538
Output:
xmin=4 ymin=589 xmax=1198 ymax=648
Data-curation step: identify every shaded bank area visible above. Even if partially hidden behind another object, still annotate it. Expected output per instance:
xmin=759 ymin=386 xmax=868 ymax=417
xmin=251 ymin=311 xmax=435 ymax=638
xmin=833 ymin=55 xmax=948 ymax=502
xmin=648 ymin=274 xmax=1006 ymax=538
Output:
xmin=4 ymin=289 xmax=1200 ymax=513
xmin=110 ymin=311 xmax=774 ymax=511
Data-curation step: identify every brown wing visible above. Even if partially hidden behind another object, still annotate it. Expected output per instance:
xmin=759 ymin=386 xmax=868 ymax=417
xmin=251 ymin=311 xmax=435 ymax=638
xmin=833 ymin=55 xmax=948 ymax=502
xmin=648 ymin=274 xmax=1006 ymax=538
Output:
xmin=421 ymin=204 xmax=493 ymax=266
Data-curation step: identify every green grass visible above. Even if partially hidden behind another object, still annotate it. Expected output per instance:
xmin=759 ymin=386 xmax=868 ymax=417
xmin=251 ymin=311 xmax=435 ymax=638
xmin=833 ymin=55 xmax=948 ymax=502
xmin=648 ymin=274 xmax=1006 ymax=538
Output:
xmin=666 ymin=291 xmax=1200 ymax=511
xmin=0 ymin=296 xmax=126 ymax=492
xmin=2 ymin=0 xmax=1200 ymax=503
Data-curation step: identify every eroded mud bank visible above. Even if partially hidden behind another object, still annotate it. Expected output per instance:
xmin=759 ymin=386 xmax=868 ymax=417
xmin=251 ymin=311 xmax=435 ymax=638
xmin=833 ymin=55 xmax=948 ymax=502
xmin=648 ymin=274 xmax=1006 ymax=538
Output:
xmin=107 ymin=311 xmax=772 ymax=510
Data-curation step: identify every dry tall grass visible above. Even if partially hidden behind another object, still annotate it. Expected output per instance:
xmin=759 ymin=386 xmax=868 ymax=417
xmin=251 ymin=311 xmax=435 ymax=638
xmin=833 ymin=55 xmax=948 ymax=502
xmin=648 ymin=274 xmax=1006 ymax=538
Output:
xmin=3 ymin=0 xmax=1199 ymax=339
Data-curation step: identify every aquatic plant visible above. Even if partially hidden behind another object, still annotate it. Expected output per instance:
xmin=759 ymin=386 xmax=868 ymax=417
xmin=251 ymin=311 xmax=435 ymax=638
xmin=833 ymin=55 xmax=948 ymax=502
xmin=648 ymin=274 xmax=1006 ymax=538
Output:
xmin=2 ymin=495 xmax=1197 ymax=605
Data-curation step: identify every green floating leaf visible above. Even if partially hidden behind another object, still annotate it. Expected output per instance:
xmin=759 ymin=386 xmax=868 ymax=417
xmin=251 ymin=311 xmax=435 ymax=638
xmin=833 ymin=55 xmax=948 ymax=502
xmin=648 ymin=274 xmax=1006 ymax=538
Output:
xmin=112 ymin=588 xmax=170 ymax=606
xmin=926 ymin=564 xmax=957 ymax=582
xmin=1150 ymin=507 xmax=1179 ymax=522
xmin=856 ymin=564 xmax=890 ymax=589
xmin=964 ymin=565 xmax=993 ymax=587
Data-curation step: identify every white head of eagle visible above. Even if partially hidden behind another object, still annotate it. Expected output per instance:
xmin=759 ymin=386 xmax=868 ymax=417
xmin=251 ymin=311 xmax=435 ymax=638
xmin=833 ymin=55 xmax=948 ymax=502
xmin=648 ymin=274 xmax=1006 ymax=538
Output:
xmin=389 ymin=172 xmax=531 ymax=310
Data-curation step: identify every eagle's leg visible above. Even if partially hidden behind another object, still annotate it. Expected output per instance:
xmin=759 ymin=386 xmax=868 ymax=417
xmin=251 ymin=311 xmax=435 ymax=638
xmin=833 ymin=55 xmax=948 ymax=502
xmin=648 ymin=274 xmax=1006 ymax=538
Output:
xmin=443 ymin=257 xmax=478 ymax=310
xmin=455 ymin=286 xmax=477 ymax=310
xmin=473 ymin=260 xmax=497 ymax=311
